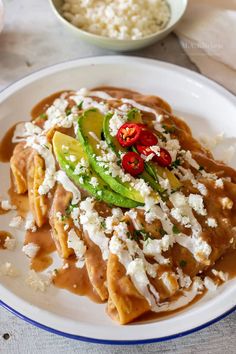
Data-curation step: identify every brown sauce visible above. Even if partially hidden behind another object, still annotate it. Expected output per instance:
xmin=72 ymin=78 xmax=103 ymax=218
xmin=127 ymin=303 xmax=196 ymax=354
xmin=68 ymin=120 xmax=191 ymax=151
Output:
xmin=8 ymin=184 xmax=29 ymax=218
xmin=0 ymin=123 xmax=18 ymax=163
xmin=53 ymin=258 xmax=102 ymax=303
xmin=25 ymin=224 xmax=56 ymax=272
xmin=0 ymin=206 xmax=9 ymax=215
xmin=0 ymin=231 xmax=12 ymax=249
xmin=31 ymin=90 xmax=68 ymax=120
xmin=210 ymin=249 xmax=236 ymax=279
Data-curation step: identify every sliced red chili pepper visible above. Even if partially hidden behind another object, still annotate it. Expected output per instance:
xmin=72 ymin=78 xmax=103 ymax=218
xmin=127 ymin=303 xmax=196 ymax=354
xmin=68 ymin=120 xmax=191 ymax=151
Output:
xmin=139 ymin=130 xmax=158 ymax=146
xmin=122 ymin=152 xmax=144 ymax=176
xmin=117 ymin=123 xmax=141 ymax=147
xmin=136 ymin=145 xmax=154 ymax=158
xmin=155 ymin=147 xmax=172 ymax=167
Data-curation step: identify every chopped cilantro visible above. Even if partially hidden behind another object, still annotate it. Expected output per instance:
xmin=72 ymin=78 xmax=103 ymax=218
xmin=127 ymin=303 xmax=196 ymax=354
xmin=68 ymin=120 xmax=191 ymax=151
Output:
xmin=39 ymin=113 xmax=47 ymax=120
xmin=179 ymin=260 xmax=187 ymax=268
xmin=101 ymin=220 xmax=106 ymax=229
xmin=171 ymin=158 xmax=181 ymax=169
xmin=133 ymin=229 xmax=153 ymax=241
xmin=77 ymin=101 xmax=83 ymax=109
xmin=159 ymin=228 xmax=166 ymax=237
xmin=172 ymin=225 xmax=180 ymax=234
xmin=66 ymin=109 xmax=71 ymax=115
xmin=65 ymin=203 xmax=78 ymax=216
xmin=162 ymin=124 xmax=176 ymax=134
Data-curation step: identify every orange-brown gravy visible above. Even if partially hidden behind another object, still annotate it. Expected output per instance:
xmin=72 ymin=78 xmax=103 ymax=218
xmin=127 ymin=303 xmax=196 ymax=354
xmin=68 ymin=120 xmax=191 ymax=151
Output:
xmin=0 ymin=206 xmax=9 ymax=215
xmin=0 ymin=123 xmax=18 ymax=163
xmin=31 ymin=91 xmax=68 ymax=120
xmin=53 ymin=258 xmax=102 ymax=303
xmin=8 ymin=184 xmax=29 ymax=218
xmin=25 ymin=224 xmax=56 ymax=272
xmin=210 ymin=249 xmax=236 ymax=279
xmin=0 ymin=231 xmax=12 ymax=249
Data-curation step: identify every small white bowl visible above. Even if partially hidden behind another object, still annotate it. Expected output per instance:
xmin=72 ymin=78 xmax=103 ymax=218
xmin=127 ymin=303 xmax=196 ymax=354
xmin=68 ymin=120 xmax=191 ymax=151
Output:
xmin=49 ymin=0 xmax=188 ymax=52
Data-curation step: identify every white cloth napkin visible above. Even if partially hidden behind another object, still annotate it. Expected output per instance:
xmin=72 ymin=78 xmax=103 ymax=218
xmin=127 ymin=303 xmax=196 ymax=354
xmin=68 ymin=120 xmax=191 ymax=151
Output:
xmin=175 ymin=0 xmax=236 ymax=94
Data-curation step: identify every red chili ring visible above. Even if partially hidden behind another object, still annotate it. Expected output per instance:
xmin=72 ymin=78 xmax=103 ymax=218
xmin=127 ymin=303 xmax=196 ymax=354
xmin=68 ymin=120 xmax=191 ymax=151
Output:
xmin=122 ymin=151 xmax=144 ymax=176
xmin=117 ymin=123 xmax=141 ymax=147
xmin=155 ymin=147 xmax=172 ymax=167
xmin=139 ymin=130 xmax=158 ymax=146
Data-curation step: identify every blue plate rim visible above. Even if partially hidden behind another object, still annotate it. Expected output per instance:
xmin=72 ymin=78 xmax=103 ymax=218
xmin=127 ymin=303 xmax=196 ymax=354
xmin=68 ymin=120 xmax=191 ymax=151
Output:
xmin=1 ymin=299 xmax=236 ymax=345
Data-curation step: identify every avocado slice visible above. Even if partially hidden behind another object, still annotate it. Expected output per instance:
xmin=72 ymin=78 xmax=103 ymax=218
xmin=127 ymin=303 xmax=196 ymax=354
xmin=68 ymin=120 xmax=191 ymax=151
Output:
xmin=53 ymin=131 xmax=139 ymax=208
xmin=77 ymin=109 xmax=159 ymax=204
xmin=103 ymin=112 xmax=166 ymax=197
xmin=104 ymin=111 xmax=181 ymax=191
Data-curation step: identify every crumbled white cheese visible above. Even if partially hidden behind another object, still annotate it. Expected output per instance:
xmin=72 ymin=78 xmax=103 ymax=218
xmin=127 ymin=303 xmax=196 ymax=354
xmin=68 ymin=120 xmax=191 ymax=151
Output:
xmin=184 ymin=150 xmax=200 ymax=170
xmin=22 ymin=243 xmax=40 ymax=258
xmin=69 ymin=154 xmax=77 ymax=162
xmin=212 ymin=269 xmax=228 ymax=282
xmin=196 ymin=183 xmax=207 ymax=196
xmin=220 ymin=197 xmax=233 ymax=210
xmin=206 ymin=217 xmax=218 ymax=228
xmin=176 ymin=267 xmax=192 ymax=289
xmin=188 ymin=194 xmax=207 ymax=216
xmin=62 ymin=0 xmax=170 ymax=40
xmin=0 ymin=262 xmax=19 ymax=277
xmin=67 ymin=229 xmax=86 ymax=262
xmin=9 ymin=215 xmax=23 ymax=229
xmin=1 ymin=200 xmax=16 ymax=211
xmin=90 ymin=176 xmax=99 ymax=188
xmin=105 ymin=208 xmax=124 ymax=233
xmin=73 ymin=158 xmax=89 ymax=175
xmin=25 ymin=270 xmax=51 ymax=292
xmin=215 ymin=178 xmax=224 ymax=189
xmin=204 ymin=276 xmax=218 ymax=291
xmin=4 ymin=236 xmax=17 ymax=251
xmin=109 ymin=110 xmax=127 ymax=136
xmin=25 ymin=213 xmax=37 ymax=232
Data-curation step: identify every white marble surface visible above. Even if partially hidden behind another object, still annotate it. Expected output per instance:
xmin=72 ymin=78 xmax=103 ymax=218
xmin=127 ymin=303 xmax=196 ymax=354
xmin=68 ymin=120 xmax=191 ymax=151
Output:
xmin=0 ymin=0 xmax=236 ymax=353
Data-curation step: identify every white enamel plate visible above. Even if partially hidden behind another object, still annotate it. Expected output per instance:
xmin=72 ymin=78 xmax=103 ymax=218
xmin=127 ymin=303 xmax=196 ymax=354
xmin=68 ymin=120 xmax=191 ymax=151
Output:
xmin=0 ymin=57 xmax=236 ymax=344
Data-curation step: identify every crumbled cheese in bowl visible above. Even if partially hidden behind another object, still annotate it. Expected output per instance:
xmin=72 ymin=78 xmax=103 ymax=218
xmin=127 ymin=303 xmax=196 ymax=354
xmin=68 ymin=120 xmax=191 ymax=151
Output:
xmin=62 ymin=0 xmax=170 ymax=40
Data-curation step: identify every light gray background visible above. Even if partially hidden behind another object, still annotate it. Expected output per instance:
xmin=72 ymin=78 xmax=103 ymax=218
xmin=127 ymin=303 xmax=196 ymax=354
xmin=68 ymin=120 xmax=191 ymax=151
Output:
xmin=0 ymin=0 xmax=236 ymax=353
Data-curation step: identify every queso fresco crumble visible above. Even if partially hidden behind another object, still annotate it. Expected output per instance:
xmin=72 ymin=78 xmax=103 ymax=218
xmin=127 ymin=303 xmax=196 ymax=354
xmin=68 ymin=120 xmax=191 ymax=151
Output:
xmin=62 ymin=0 xmax=170 ymax=40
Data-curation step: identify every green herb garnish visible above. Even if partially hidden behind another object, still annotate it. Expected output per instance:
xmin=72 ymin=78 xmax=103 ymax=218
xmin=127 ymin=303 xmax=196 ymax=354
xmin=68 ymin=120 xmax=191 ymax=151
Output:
xmin=159 ymin=228 xmax=166 ymax=237
xmin=162 ymin=124 xmax=176 ymax=134
xmin=132 ymin=229 xmax=153 ymax=241
xmin=39 ymin=113 xmax=47 ymax=120
xmin=65 ymin=203 xmax=78 ymax=216
xmin=77 ymin=101 xmax=83 ymax=110
xmin=172 ymin=225 xmax=180 ymax=234
xmin=179 ymin=260 xmax=187 ymax=268
xmin=171 ymin=158 xmax=181 ymax=169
